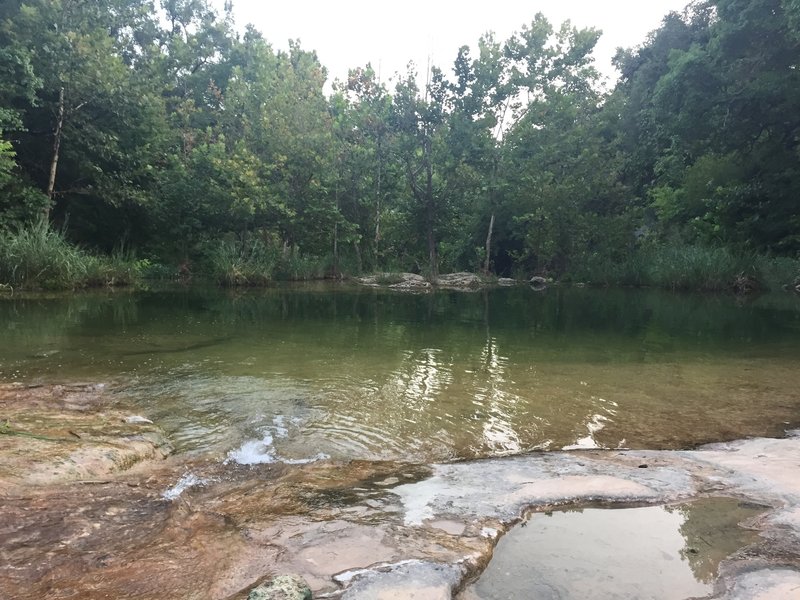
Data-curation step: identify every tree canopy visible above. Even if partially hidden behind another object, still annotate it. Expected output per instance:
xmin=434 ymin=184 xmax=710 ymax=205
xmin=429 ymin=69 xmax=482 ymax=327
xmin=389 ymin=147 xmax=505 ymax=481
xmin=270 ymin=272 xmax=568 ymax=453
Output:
xmin=1 ymin=0 xmax=797 ymax=278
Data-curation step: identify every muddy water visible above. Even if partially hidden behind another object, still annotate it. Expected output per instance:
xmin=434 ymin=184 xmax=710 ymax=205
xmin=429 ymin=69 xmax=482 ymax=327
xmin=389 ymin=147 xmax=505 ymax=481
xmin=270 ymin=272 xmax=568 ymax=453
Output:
xmin=461 ymin=498 xmax=767 ymax=600
xmin=2 ymin=285 xmax=800 ymax=463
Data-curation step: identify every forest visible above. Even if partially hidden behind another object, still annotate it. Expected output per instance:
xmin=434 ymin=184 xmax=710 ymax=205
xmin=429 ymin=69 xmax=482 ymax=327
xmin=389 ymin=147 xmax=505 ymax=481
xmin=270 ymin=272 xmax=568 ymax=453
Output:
xmin=0 ymin=0 xmax=799 ymax=290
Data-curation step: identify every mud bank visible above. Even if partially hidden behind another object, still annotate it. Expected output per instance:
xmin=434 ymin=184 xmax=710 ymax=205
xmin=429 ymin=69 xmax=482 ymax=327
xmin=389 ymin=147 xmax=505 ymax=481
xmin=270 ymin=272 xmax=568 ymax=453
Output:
xmin=1 ymin=383 xmax=799 ymax=599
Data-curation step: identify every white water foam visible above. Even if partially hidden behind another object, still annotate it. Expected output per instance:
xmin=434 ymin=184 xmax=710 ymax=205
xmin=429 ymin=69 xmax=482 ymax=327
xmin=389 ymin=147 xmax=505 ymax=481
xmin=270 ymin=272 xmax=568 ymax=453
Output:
xmin=162 ymin=473 xmax=209 ymax=501
xmin=227 ymin=431 xmax=278 ymax=465
xmin=225 ymin=416 xmax=330 ymax=466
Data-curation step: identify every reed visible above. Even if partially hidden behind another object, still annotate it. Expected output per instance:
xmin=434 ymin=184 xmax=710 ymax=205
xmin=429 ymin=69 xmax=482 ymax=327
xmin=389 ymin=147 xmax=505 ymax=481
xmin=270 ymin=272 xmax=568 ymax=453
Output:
xmin=0 ymin=222 xmax=142 ymax=290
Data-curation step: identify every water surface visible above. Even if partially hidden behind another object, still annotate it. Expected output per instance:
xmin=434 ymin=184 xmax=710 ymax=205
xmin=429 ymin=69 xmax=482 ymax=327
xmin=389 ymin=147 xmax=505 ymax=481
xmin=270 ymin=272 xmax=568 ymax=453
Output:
xmin=2 ymin=285 xmax=799 ymax=461
xmin=460 ymin=498 xmax=765 ymax=600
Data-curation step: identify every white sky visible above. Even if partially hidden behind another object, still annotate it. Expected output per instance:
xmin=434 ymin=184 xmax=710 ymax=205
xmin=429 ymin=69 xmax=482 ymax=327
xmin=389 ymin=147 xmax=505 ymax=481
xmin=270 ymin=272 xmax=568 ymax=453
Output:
xmin=219 ymin=0 xmax=690 ymax=87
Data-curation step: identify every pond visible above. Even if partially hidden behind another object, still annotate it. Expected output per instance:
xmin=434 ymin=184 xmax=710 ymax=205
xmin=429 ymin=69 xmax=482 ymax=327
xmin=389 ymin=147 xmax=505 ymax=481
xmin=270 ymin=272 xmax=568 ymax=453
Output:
xmin=2 ymin=284 xmax=800 ymax=463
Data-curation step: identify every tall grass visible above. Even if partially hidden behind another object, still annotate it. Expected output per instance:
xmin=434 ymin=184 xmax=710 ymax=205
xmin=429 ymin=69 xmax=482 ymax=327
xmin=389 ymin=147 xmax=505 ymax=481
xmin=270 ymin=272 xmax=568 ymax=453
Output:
xmin=209 ymin=238 xmax=278 ymax=286
xmin=572 ymin=245 xmax=800 ymax=292
xmin=273 ymin=247 xmax=330 ymax=281
xmin=207 ymin=238 xmax=331 ymax=286
xmin=0 ymin=222 xmax=142 ymax=290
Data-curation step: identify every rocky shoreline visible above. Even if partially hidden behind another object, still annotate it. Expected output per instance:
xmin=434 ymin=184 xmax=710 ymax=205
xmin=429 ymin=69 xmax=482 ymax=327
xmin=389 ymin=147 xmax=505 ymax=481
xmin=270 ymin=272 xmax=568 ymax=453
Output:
xmin=1 ymin=383 xmax=800 ymax=599
xmin=356 ymin=272 xmax=531 ymax=292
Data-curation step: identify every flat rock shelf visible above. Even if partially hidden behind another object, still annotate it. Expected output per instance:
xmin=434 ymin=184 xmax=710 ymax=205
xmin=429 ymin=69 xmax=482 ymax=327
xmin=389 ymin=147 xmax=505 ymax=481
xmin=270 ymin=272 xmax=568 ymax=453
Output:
xmin=2 ymin=384 xmax=800 ymax=599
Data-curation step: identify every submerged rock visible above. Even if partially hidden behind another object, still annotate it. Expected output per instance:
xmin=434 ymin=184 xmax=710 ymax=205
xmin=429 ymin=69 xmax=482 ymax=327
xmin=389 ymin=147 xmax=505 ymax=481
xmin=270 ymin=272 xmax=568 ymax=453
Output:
xmin=0 ymin=383 xmax=173 ymax=489
xmin=248 ymin=575 xmax=312 ymax=600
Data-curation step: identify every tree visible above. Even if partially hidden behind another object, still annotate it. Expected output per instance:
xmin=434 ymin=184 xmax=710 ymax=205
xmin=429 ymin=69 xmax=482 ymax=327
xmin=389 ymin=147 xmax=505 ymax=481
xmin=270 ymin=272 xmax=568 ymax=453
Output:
xmin=613 ymin=0 xmax=800 ymax=253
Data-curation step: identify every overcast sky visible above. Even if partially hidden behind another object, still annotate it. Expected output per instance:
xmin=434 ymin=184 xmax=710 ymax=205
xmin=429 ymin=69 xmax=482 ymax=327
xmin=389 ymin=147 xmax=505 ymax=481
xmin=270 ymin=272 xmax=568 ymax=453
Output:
xmin=218 ymin=0 xmax=690 ymax=86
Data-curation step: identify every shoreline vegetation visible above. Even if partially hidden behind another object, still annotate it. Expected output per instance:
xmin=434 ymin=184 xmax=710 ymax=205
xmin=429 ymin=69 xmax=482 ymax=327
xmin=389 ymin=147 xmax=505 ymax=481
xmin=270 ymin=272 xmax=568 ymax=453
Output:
xmin=1 ymin=223 xmax=798 ymax=294
xmin=1 ymin=1 xmax=799 ymax=297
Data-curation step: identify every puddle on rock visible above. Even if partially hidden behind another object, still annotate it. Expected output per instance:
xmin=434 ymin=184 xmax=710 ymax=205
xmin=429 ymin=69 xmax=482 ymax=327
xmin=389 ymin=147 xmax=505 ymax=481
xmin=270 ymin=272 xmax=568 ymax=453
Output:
xmin=460 ymin=498 xmax=765 ymax=600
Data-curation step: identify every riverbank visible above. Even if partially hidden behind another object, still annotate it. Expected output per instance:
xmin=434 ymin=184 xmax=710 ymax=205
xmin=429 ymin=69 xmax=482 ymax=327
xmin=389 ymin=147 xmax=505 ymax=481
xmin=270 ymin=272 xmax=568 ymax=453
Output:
xmin=2 ymin=382 xmax=799 ymax=599
xmin=3 ymin=225 xmax=798 ymax=295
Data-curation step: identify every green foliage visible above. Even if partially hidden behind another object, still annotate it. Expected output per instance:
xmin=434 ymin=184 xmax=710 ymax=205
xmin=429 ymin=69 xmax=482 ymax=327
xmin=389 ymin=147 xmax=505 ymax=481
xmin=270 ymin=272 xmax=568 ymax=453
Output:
xmin=273 ymin=248 xmax=331 ymax=281
xmin=572 ymin=244 xmax=798 ymax=292
xmin=0 ymin=135 xmax=15 ymax=188
xmin=755 ymin=255 xmax=800 ymax=290
xmin=206 ymin=237 xmax=331 ymax=286
xmin=0 ymin=222 xmax=141 ymax=290
xmin=616 ymin=0 xmax=800 ymax=254
xmin=208 ymin=238 xmax=278 ymax=287
xmin=0 ymin=0 xmax=796 ymax=293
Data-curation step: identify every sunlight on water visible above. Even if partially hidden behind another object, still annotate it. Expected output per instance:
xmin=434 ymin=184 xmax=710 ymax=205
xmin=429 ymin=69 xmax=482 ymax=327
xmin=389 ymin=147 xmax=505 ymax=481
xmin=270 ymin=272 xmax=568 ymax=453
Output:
xmin=2 ymin=285 xmax=800 ymax=461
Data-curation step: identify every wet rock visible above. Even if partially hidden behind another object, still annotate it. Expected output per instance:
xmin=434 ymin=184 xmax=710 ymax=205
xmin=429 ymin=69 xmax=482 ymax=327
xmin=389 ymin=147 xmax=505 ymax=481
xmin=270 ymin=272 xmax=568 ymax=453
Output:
xmin=357 ymin=273 xmax=431 ymax=291
xmin=392 ymin=451 xmax=695 ymax=525
xmin=248 ymin=574 xmax=312 ymax=600
xmin=497 ymin=278 xmax=518 ymax=287
xmin=5 ymin=417 xmax=800 ymax=600
xmin=529 ymin=276 xmax=548 ymax=290
xmin=334 ymin=560 xmax=462 ymax=600
xmin=721 ymin=568 xmax=800 ymax=600
xmin=0 ymin=383 xmax=173 ymax=489
xmin=435 ymin=272 xmax=483 ymax=290
xmin=374 ymin=476 xmax=400 ymax=486
xmin=124 ymin=415 xmax=154 ymax=425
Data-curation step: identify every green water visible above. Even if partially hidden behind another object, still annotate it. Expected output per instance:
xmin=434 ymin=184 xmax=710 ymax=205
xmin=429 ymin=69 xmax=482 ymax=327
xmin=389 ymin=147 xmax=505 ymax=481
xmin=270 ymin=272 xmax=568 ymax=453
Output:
xmin=2 ymin=285 xmax=799 ymax=462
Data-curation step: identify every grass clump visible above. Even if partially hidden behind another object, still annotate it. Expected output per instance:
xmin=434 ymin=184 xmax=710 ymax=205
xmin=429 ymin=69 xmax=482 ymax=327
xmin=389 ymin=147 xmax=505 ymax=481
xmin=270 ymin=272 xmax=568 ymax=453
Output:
xmin=208 ymin=238 xmax=330 ymax=286
xmin=209 ymin=238 xmax=278 ymax=287
xmin=573 ymin=244 xmax=799 ymax=293
xmin=645 ymin=245 xmax=749 ymax=291
xmin=0 ymin=222 xmax=142 ymax=290
xmin=273 ymin=247 xmax=330 ymax=281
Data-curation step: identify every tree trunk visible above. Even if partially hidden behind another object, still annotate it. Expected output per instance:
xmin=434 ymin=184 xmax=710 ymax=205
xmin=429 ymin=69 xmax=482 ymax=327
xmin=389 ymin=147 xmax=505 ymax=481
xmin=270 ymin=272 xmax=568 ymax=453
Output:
xmin=333 ymin=221 xmax=339 ymax=278
xmin=44 ymin=87 xmax=65 ymax=222
xmin=483 ymin=212 xmax=495 ymax=274
xmin=374 ymin=135 xmax=382 ymax=250
xmin=424 ymin=140 xmax=438 ymax=280
xmin=353 ymin=240 xmax=363 ymax=274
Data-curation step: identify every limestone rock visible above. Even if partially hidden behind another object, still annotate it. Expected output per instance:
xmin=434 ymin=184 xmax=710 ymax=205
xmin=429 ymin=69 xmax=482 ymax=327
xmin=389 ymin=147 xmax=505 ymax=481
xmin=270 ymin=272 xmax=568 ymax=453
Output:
xmin=435 ymin=272 xmax=483 ymax=289
xmin=357 ymin=273 xmax=431 ymax=291
xmin=248 ymin=575 xmax=312 ymax=600
xmin=124 ymin=415 xmax=153 ymax=424
xmin=529 ymin=276 xmax=548 ymax=290
xmin=497 ymin=278 xmax=518 ymax=287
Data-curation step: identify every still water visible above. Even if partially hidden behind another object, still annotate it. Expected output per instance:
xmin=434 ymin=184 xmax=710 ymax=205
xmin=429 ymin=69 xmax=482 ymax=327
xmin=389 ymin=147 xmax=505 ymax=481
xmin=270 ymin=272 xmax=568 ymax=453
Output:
xmin=2 ymin=284 xmax=799 ymax=462
xmin=461 ymin=498 xmax=766 ymax=600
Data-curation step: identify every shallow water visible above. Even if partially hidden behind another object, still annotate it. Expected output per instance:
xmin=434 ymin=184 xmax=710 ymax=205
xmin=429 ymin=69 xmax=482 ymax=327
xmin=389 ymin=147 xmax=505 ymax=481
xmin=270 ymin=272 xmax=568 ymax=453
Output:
xmin=2 ymin=284 xmax=799 ymax=461
xmin=461 ymin=498 xmax=766 ymax=600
